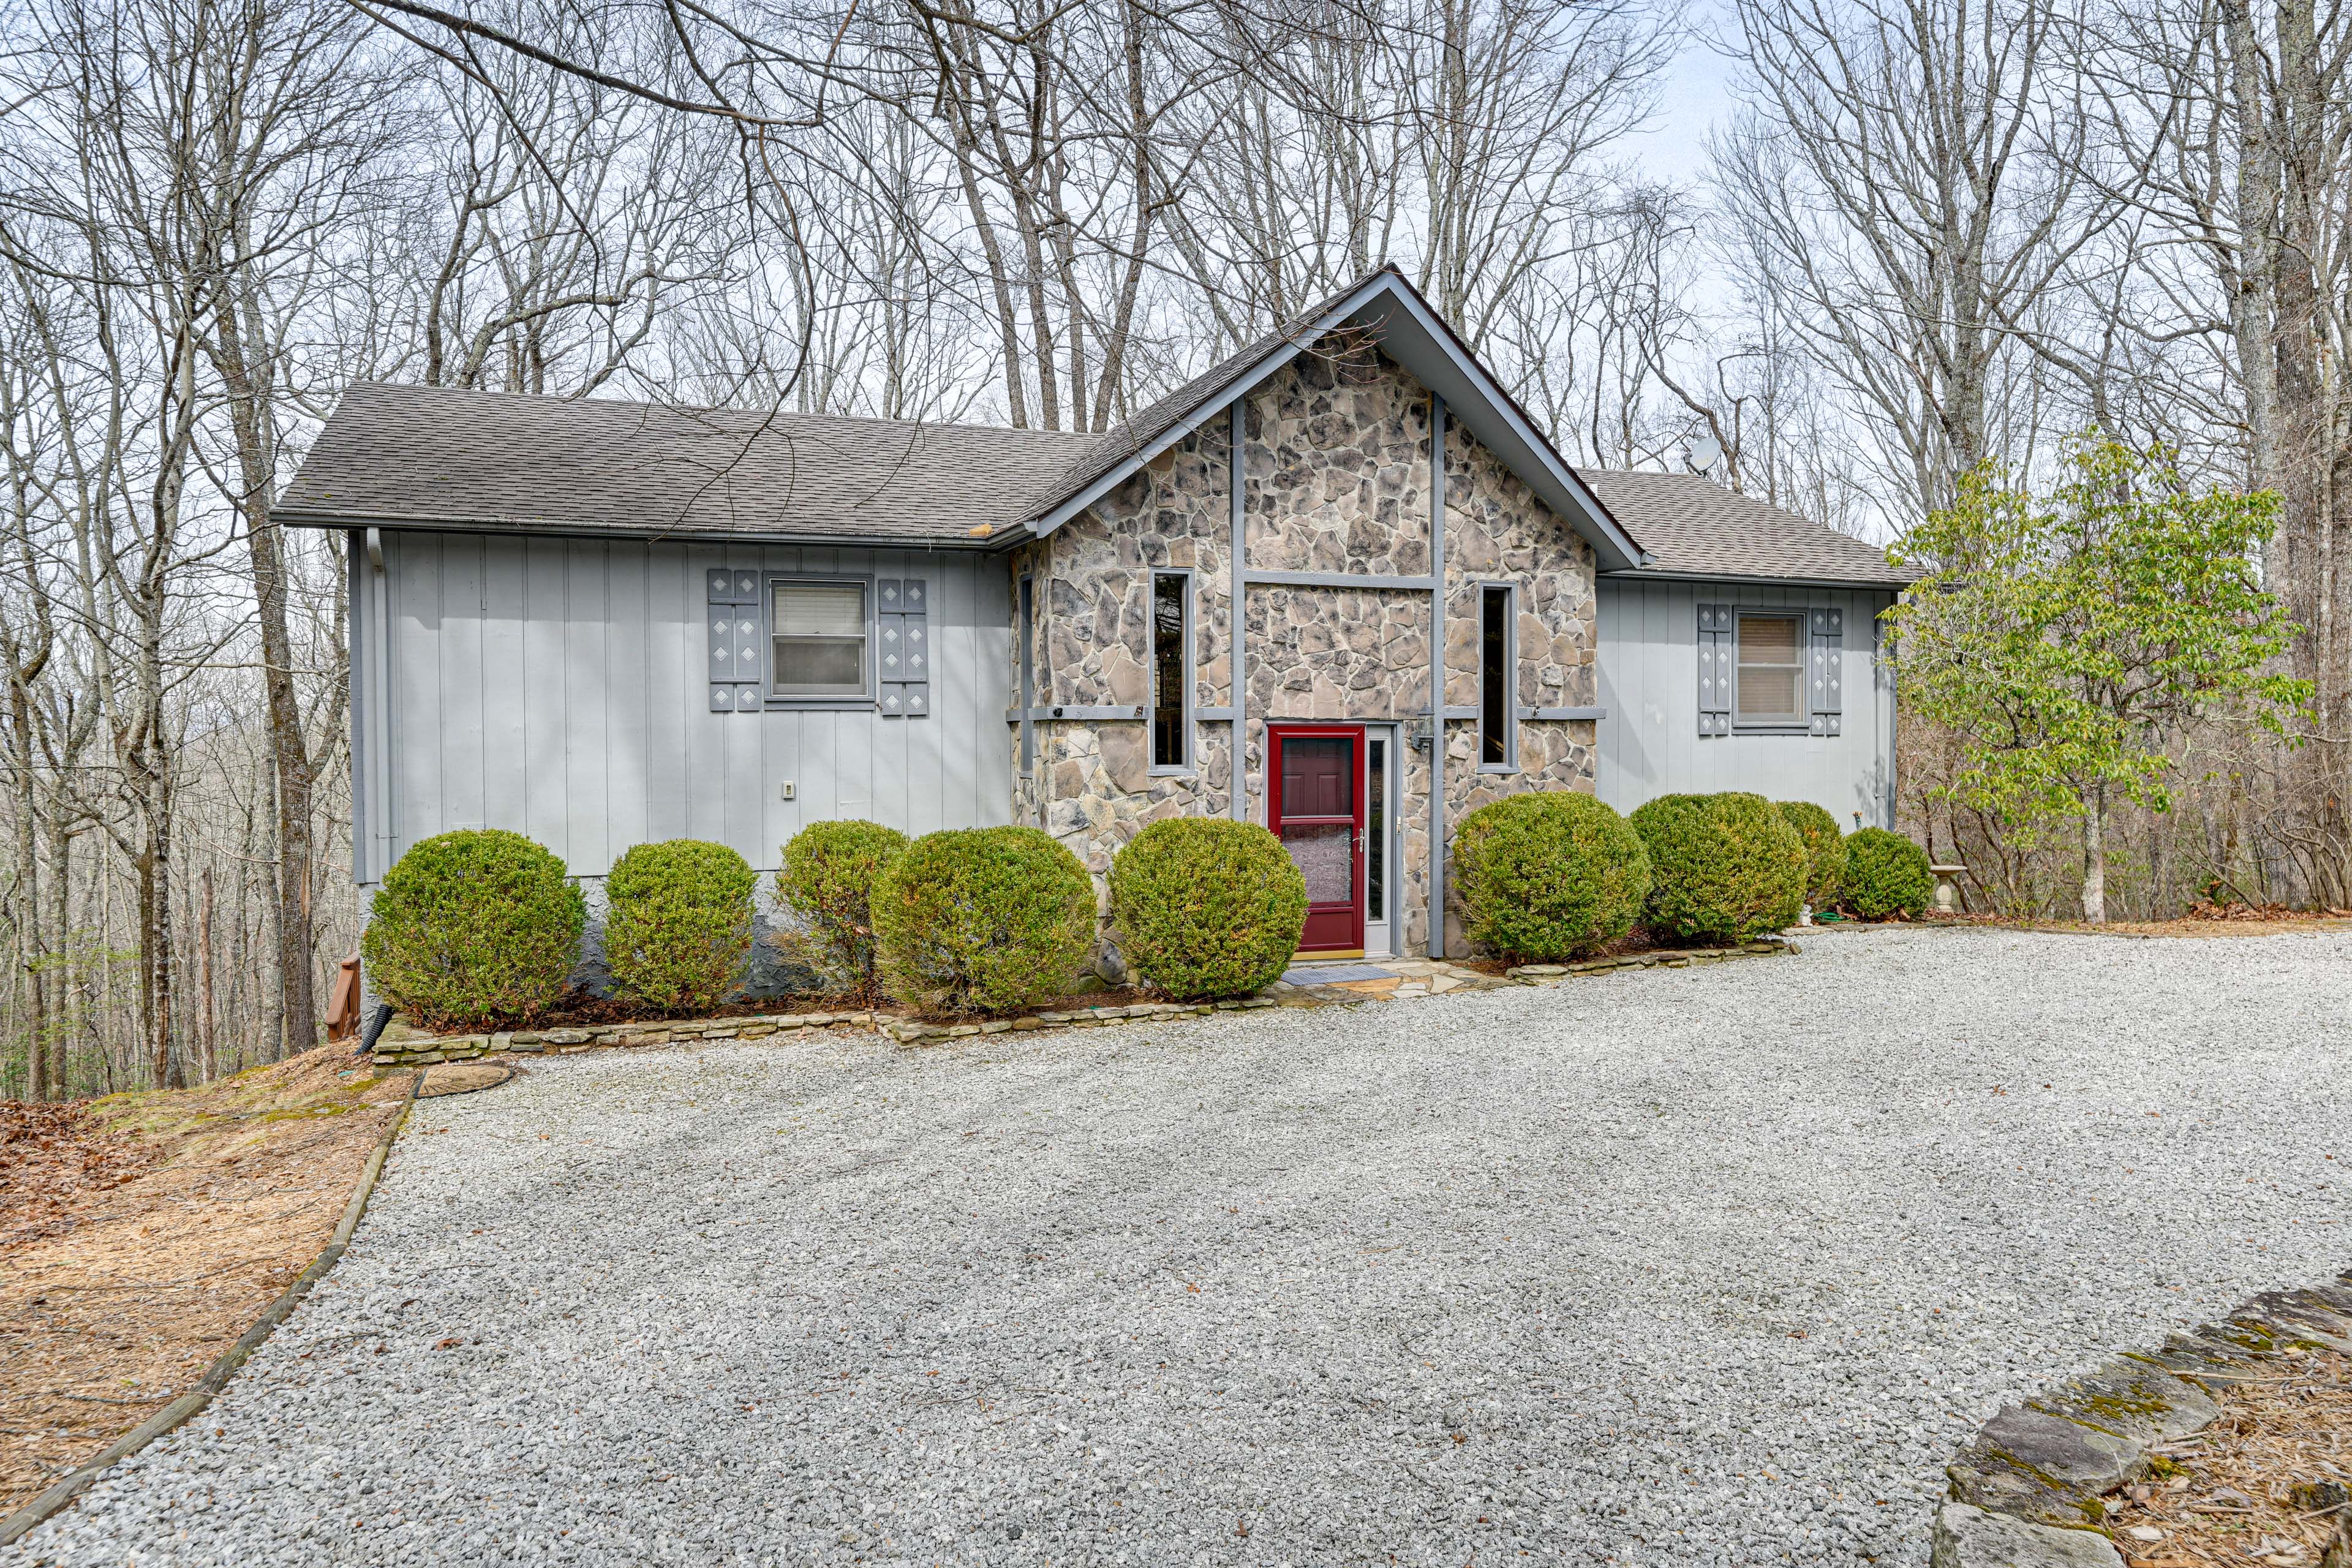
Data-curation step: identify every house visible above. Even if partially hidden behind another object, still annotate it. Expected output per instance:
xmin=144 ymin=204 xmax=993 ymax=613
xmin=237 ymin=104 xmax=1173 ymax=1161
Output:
xmin=277 ymin=267 xmax=1909 ymax=974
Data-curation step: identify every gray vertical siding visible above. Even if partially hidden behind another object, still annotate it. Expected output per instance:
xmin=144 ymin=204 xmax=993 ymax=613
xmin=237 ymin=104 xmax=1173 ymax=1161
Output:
xmin=351 ymin=530 xmax=1012 ymax=885
xmin=1596 ymin=577 xmax=1898 ymax=828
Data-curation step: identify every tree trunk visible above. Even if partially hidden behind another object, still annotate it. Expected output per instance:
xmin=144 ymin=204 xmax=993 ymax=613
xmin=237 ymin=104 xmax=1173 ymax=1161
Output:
xmin=2081 ymin=784 xmax=2108 ymax=924
xmin=197 ymin=867 xmax=216 ymax=1084
xmin=212 ymin=311 xmax=317 ymax=1062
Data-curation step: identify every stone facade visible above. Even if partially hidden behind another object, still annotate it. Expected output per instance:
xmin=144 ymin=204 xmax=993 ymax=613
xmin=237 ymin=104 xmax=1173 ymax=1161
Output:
xmin=1012 ymin=341 xmax=1600 ymax=957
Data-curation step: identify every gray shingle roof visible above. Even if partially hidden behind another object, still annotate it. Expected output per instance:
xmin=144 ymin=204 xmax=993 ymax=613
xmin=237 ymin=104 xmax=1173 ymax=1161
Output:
xmin=274 ymin=383 xmax=1107 ymax=543
xmin=1578 ymin=469 xmax=1912 ymax=588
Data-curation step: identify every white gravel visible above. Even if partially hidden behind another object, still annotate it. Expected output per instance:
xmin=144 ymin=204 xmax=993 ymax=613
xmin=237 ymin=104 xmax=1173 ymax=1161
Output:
xmin=13 ymin=926 xmax=2348 ymax=1568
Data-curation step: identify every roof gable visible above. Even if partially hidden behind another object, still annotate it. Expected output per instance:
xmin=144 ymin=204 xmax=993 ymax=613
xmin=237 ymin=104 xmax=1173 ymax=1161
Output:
xmin=1025 ymin=266 xmax=1649 ymax=572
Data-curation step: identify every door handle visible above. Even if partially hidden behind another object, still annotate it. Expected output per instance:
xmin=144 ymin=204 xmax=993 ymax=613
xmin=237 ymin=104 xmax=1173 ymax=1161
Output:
xmin=1355 ymin=828 xmax=1367 ymax=853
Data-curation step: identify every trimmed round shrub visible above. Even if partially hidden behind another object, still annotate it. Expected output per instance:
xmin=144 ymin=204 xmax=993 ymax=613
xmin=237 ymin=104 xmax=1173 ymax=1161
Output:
xmin=1775 ymin=800 xmax=1849 ymax=908
xmin=361 ymin=829 xmax=584 ymax=1028
xmin=873 ymin=827 xmax=1096 ymax=1016
xmin=1627 ymin=791 xmax=1806 ymax=944
xmin=777 ymin=820 xmax=910 ymax=998
xmin=1109 ymin=818 xmax=1305 ymax=999
xmin=1842 ymin=827 xmax=1935 ymax=919
xmin=1451 ymin=791 xmax=1651 ymax=963
xmin=603 ymin=840 xmax=756 ymax=1012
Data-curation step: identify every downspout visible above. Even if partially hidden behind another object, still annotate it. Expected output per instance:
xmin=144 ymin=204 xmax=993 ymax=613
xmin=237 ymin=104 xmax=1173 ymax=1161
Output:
xmin=1231 ymin=401 xmax=1248 ymax=823
xmin=1429 ymin=396 xmax=1447 ymax=959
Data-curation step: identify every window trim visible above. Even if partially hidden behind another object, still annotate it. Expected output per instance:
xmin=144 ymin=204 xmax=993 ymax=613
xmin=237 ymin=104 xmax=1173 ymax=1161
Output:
xmin=764 ymin=574 xmax=876 ymax=709
xmin=1018 ymin=573 xmax=1038 ymax=775
xmin=1148 ymin=567 xmax=1196 ymax=777
xmin=1732 ymin=608 xmax=1808 ymax=731
xmin=1476 ymin=580 xmax=1518 ymax=774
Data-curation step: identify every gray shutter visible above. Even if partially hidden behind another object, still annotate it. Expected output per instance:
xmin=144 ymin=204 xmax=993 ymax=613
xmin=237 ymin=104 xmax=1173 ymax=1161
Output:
xmin=707 ymin=568 xmax=761 ymax=710
xmin=882 ymin=578 xmax=929 ymax=717
xmin=1697 ymin=603 xmax=1731 ymax=736
xmin=876 ymin=578 xmax=905 ymax=716
xmin=1809 ymin=606 xmax=1843 ymax=736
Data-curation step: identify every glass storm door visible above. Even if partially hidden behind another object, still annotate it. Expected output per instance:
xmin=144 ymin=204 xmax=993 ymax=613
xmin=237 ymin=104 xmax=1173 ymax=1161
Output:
xmin=1268 ymin=725 xmax=1366 ymax=955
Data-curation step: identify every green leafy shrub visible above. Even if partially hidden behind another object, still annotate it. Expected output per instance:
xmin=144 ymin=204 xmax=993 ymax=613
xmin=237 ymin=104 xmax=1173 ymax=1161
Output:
xmin=1452 ymin=791 xmax=1651 ymax=962
xmin=873 ymin=827 xmax=1096 ymax=1016
xmin=1108 ymin=818 xmax=1305 ymax=999
xmin=603 ymin=840 xmax=756 ymax=1012
xmin=1774 ymin=800 xmax=1849 ymax=908
xmin=776 ymin=820 xmax=910 ymax=998
xmin=1842 ymin=827 xmax=1935 ymax=919
xmin=361 ymin=829 xmax=584 ymax=1028
xmin=1627 ymin=792 xmax=1806 ymax=944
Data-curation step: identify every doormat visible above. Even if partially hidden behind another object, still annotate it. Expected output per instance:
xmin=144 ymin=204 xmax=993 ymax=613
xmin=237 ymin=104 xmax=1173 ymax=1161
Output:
xmin=1280 ymin=963 xmax=1395 ymax=986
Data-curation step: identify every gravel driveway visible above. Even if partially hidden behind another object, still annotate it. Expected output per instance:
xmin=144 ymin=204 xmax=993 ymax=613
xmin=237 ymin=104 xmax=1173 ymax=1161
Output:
xmin=15 ymin=927 xmax=2348 ymax=1568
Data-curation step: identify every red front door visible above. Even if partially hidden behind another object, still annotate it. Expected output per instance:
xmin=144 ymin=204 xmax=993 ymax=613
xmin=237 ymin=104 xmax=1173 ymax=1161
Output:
xmin=1268 ymin=725 xmax=1365 ymax=954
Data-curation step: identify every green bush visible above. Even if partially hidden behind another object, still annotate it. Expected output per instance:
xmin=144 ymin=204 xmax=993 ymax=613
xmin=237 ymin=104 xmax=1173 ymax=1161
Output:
xmin=1775 ymin=800 xmax=1849 ymax=908
xmin=1452 ymin=792 xmax=1651 ymax=962
xmin=1109 ymin=818 xmax=1305 ymax=998
xmin=603 ymin=840 xmax=756 ymax=1012
xmin=1627 ymin=791 xmax=1806 ymax=944
xmin=873 ymin=827 xmax=1097 ymax=1016
xmin=1842 ymin=827 xmax=1935 ymax=919
xmin=776 ymin=820 xmax=910 ymax=998
xmin=361 ymin=830 xmax=584 ymax=1028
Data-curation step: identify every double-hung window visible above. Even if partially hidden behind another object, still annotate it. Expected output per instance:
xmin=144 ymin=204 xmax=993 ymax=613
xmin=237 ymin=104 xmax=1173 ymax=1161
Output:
xmin=1733 ymin=611 xmax=1804 ymax=727
xmin=771 ymin=580 xmax=870 ymax=701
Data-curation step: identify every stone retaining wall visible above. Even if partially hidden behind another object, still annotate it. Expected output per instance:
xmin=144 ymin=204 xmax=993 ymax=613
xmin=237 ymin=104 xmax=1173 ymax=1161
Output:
xmin=1933 ymin=1270 xmax=2352 ymax=1567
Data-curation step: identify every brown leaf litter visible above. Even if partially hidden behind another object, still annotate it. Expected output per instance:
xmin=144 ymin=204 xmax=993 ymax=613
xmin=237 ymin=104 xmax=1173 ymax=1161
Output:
xmin=2108 ymin=1349 xmax=2351 ymax=1568
xmin=0 ymin=1047 xmax=417 ymax=1514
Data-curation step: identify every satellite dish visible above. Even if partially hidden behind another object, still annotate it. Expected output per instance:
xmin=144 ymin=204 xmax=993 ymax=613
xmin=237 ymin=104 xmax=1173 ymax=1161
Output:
xmin=1687 ymin=434 xmax=1723 ymax=473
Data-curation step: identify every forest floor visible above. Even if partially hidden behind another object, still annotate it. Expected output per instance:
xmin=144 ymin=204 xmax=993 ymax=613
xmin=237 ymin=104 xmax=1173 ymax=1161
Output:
xmin=2105 ymin=1349 xmax=2350 ymax=1568
xmin=1894 ymin=907 xmax=2352 ymax=939
xmin=0 ymin=1047 xmax=412 ymax=1515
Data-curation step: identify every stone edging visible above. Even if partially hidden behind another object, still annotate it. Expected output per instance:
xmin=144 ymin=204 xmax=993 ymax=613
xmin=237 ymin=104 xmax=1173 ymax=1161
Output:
xmin=374 ymin=937 xmax=1803 ymax=1066
xmin=371 ymin=1011 xmax=880 ymax=1067
xmin=1933 ymin=1266 xmax=2352 ymax=1567
xmin=0 ymin=1069 xmax=426 ymax=1550
xmin=1504 ymin=935 xmax=1796 ymax=982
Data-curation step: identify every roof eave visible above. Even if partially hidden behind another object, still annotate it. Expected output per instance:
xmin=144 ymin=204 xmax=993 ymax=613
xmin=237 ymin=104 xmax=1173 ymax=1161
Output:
xmin=1599 ymin=567 xmax=1914 ymax=592
xmin=270 ymin=505 xmax=1013 ymax=552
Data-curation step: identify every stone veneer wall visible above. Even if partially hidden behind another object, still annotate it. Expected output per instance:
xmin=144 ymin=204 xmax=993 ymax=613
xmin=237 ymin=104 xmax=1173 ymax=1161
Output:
xmin=1012 ymin=341 xmax=1599 ymax=958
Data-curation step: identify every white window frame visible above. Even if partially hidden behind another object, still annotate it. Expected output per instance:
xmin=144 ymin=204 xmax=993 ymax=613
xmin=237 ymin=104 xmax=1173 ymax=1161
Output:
xmin=1732 ymin=609 xmax=1807 ymax=731
xmin=766 ymin=575 xmax=875 ymax=707
xmin=1149 ymin=568 xmax=1196 ymax=776
xmin=1476 ymin=581 xmax=1518 ymax=774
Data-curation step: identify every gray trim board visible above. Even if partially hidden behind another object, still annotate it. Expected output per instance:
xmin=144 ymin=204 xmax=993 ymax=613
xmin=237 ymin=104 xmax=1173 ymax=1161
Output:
xmin=1519 ymin=705 xmax=1608 ymax=722
xmin=1230 ymin=401 xmax=1248 ymax=824
xmin=1242 ymin=570 xmax=1436 ymax=592
xmin=1428 ymin=394 xmax=1447 ymax=959
xmin=1006 ymin=705 xmax=1146 ymax=722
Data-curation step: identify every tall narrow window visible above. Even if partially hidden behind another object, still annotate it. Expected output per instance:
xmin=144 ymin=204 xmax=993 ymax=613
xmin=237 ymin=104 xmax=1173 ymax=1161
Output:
xmin=771 ymin=581 xmax=869 ymax=699
xmin=1019 ymin=576 xmax=1037 ymax=773
xmin=1735 ymin=612 xmax=1804 ymax=726
xmin=1479 ymin=584 xmax=1512 ymax=767
xmin=1366 ymin=734 xmax=1387 ymax=921
xmin=1151 ymin=571 xmax=1189 ymax=771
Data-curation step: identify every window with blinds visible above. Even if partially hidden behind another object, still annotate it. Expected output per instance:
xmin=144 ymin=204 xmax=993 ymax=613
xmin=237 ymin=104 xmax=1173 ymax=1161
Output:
xmin=771 ymin=580 xmax=870 ymax=699
xmin=1734 ymin=611 xmax=1804 ymax=725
